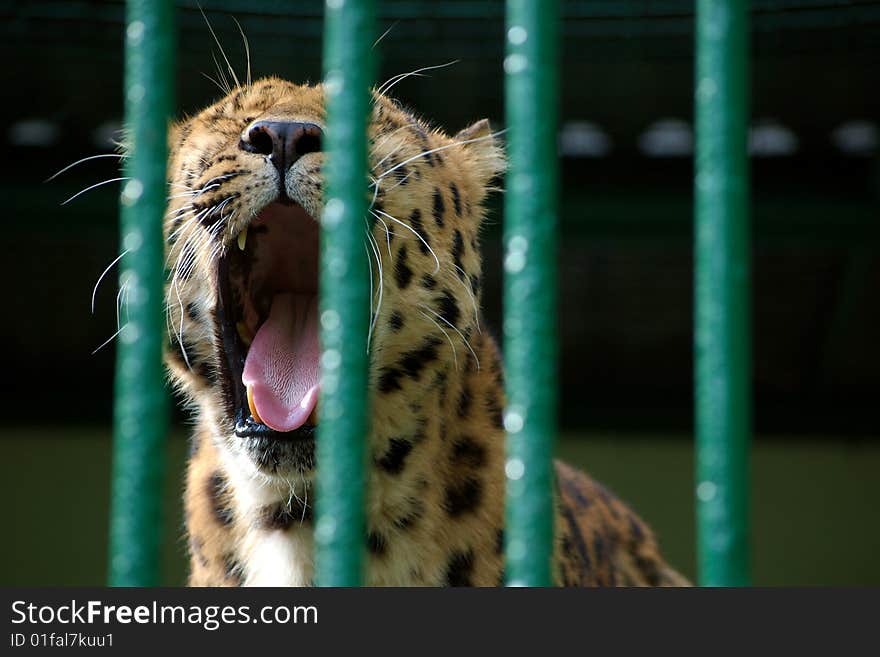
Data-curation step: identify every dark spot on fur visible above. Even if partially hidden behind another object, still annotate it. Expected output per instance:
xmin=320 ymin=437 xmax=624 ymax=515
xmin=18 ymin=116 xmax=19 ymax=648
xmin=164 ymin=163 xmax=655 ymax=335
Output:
xmin=421 ymin=273 xmax=437 ymax=289
xmin=379 ymin=367 xmax=404 ymax=393
xmin=470 ymin=274 xmax=481 ymax=296
xmin=486 ymin=392 xmax=504 ymax=430
xmin=451 ymin=436 xmax=486 ymax=468
xmin=409 ymin=208 xmax=430 ymax=255
xmin=414 ymin=125 xmax=437 ymax=166
xmin=259 ymin=499 xmax=313 ymax=530
xmin=434 ymin=369 xmax=449 ymax=405
xmin=593 ymin=535 xmax=606 ymax=566
xmin=432 ymin=188 xmax=445 ymax=227
xmin=444 ymin=477 xmax=483 ymax=516
xmin=412 ymin=419 xmax=428 ymax=444
xmin=457 ymin=385 xmax=473 ymax=418
xmin=196 ymin=190 xmax=241 ymax=229
xmin=446 ymin=549 xmax=475 ymax=586
xmin=176 ymin=122 xmax=193 ymax=146
xmin=635 ymin=555 xmax=662 ymax=586
xmin=394 ymin=498 xmax=425 ymax=530
xmin=192 ymin=357 xmax=216 ymax=385
xmin=464 ymin=349 xmax=477 ymax=374
xmin=495 ymin=528 xmax=505 ymax=555
xmin=207 ymin=472 xmax=234 ymax=526
xmin=399 ymin=336 xmax=443 ymax=379
xmin=167 ymin=335 xmax=190 ymax=370
xmin=436 ymin=290 xmax=460 ymax=328
xmin=186 ymin=301 xmax=200 ymax=322
xmin=389 ymin=310 xmax=404 ymax=332
xmin=377 ymin=438 xmax=414 ymax=475
xmin=394 ymin=246 xmax=413 ymax=289
xmin=628 ymin=514 xmax=645 ymax=544
xmin=451 ymin=230 xmax=465 ymax=279
xmin=368 ymin=531 xmax=387 ymax=556
xmin=450 ymin=182 xmax=462 ymax=216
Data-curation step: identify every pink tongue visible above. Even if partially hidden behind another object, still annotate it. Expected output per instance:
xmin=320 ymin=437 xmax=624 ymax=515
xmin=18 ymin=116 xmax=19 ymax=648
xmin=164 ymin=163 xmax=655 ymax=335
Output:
xmin=242 ymin=293 xmax=320 ymax=432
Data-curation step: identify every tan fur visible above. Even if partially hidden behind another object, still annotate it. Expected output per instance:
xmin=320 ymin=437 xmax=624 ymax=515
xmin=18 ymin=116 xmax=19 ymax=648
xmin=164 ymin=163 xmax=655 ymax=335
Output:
xmin=163 ymin=78 xmax=687 ymax=586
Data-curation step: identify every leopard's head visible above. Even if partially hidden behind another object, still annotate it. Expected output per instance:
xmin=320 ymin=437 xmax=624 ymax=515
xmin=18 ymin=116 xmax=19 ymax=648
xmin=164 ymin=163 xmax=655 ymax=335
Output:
xmin=164 ymin=77 xmax=503 ymax=480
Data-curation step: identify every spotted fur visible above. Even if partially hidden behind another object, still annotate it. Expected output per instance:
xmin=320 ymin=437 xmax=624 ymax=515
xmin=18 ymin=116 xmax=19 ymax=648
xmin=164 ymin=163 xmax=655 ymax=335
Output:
xmin=164 ymin=78 xmax=687 ymax=587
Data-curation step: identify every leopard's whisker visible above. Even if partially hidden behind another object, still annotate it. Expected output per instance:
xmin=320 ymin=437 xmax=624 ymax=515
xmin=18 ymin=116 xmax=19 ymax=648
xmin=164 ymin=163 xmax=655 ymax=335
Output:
xmin=365 ymin=241 xmax=375 ymax=345
xmin=418 ymin=302 xmax=480 ymax=370
xmin=365 ymin=228 xmax=384 ymax=350
xmin=370 ymin=124 xmax=412 ymax=160
xmin=93 ymin=278 xmax=129 ymax=356
xmin=369 ymin=125 xmax=412 ymax=167
xmin=201 ymin=172 xmax=240 ymax=188
xmin=372 ymin=20 xmax=398 ymax=50
xmin=376 ymin=60 xmax=459 ymax=97
xmin=165 ymin=215 xmax=199 ymax=253
xmin=417 ymin=309 xmax=458 ymax=372
xmin=231 ymin=16 xmax=252 ymax=87
xmin=61 ymin=176 xmax=130 ymax=205
xmin=373 ymin=212 xmax=393 ymax=258
xmin=91 ymin=324 xmax=125 ymax=356
xmin=168 ymin=204 xmax=195 ymax=220
xmin=45 ymin=153 xmax=125 ymax=183
xmin=167 ymin=191 xmax=199 ymax=201
xmin=449 ymin=261 xmax=482 ymax=335
xmin=374 ymin=130 xmax=507 ymax=183
xmin=380 ymin=168 xmax=414 ymax=194
xmin=116 ymin=277 xmax=130 ymax=332
xmin=91 ymin=249 xmax=129 ymax=314
xmin=371 ymin=208 xmax=440 ymax=274
xmin=211 ymin=51 xmax=232 ymax=95
xmin=285 ymin=478 xmax=309 ymax=526
xmin=201 ymin=71 xmax=231 ymax=96
xmin=166 ymin=207 xmax=213 ymax=260
xmin=368 ymin=174 xmax=381 ymax=208
xmin=172 ymin=274 xmax=193 ymax=371
xmin=166 ymin=233 xmax=202 ymax=370
xmin=366 ymin=176 xmax=393 ymax=258
xmin=200 ymin=6 xmax=241 ymax=89
xmin=299 ymin=471 xmax=309 ymax=525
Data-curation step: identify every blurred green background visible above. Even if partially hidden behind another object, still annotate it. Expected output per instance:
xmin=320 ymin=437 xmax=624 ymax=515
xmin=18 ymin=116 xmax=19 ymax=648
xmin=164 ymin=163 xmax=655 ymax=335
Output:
xmin=1 ymin=0 xmax=878 ymax=585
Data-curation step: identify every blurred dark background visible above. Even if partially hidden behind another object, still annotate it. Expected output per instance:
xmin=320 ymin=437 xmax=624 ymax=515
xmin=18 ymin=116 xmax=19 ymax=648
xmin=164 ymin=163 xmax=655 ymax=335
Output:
xmin=1 ymin=0 xmax=878 ymax=585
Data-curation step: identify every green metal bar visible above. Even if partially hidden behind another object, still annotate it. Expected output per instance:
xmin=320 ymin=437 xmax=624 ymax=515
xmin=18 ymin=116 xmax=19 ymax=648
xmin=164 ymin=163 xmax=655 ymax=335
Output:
xmin=108 ymin=0 xmax=174 ymax=586
xmin=503 ymin=0 xmax=560 ymax=587
xmin=314 ymin=0 xmax=375 ymax=587
xmin=694 ymin=0 xmax=752 ymax=587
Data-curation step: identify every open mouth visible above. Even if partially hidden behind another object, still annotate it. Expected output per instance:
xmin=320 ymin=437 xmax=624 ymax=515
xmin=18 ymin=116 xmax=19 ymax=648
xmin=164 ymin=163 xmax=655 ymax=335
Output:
xmin=217 ymin=201 xmax=320 ymax=443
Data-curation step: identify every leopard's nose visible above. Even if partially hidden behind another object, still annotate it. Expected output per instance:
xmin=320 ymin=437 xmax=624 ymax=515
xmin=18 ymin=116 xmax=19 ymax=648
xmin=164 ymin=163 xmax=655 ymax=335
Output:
xmin=239 ymin=121 xmax=323 ymax=177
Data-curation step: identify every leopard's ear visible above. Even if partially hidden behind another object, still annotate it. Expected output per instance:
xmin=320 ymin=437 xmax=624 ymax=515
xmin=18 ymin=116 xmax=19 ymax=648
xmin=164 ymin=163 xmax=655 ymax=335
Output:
xmin=454 ymin=119 xmax=506 ymax=188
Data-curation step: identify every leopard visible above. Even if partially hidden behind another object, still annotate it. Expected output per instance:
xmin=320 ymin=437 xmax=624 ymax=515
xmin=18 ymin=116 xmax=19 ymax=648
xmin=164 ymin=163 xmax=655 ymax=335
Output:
xmin=163 ymin=76 xmax=689 ymax=587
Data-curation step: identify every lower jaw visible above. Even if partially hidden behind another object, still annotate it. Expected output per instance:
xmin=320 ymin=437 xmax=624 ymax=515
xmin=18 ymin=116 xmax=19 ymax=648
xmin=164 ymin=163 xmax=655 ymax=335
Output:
xmin=230 ymin=406 xmax=317 ymax=475
xmin=240 ymin=426 xmax=317 ymax=476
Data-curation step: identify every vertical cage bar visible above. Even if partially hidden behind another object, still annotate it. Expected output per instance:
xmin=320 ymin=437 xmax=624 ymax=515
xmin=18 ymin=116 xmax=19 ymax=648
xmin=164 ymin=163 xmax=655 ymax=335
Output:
xmin=314 ymin=0 xmax=375 ymax=587
xmin=694 ymin=0 xmax=752 ymax=586
xmin=503 ymin=0 xmax=560 ymax=587
xmin=108 ymin=0 xmax=174 ymax=586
